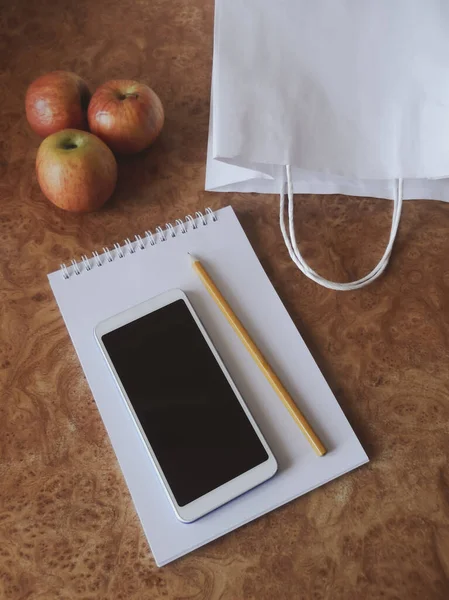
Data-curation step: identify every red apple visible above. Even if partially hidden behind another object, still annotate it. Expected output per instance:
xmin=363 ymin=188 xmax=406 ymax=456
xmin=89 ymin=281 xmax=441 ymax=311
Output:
xmin=36 ymin=129 xmax=117 ymax=212
xmin=26 ymin=71 xmax=91 ymax=137
xmin=88 ymin=79 xmax=164 ymax=154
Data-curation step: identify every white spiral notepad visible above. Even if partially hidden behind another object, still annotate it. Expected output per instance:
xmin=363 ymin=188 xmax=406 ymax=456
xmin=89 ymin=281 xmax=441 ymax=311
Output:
xmin=48 ymin=206 xmax=368 ymax=566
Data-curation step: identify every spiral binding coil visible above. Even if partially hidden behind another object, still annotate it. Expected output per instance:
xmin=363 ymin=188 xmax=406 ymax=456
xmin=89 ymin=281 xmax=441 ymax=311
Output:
xmin=59 ymin=208 xmax=218 ymax=279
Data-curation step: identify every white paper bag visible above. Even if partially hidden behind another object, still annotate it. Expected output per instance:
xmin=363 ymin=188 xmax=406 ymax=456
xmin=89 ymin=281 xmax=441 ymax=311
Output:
xmin=206 ymin=0 xmax=449 ymax=289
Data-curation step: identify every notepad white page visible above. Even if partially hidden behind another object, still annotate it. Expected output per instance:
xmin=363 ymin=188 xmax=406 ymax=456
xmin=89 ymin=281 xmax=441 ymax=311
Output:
xmin=48 ymin=206 xmax=368 ymax=566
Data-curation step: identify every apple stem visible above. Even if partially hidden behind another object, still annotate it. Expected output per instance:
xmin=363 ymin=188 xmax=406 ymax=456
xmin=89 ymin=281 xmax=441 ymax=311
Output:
xmin=118 ymin=92 xmax=139 ymax=100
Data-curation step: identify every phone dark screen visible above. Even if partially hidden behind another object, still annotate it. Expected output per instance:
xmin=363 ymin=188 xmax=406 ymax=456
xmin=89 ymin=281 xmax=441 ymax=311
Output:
xmin=102 ymin=299 xmax=268 ymax=506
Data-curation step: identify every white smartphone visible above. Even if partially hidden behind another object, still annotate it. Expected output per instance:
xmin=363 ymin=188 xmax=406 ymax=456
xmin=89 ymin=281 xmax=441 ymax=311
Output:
xmin=94 ymin=289 xmax=277 ymax=523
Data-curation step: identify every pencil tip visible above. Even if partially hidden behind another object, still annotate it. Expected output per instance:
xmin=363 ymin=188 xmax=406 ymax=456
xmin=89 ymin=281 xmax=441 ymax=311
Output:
xmin=188 ymin=252 xmax=198 ymax=263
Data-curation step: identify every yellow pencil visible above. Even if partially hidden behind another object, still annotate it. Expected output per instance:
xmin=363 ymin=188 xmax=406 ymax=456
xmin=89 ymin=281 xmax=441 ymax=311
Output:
xmin=189 ymin=254 xmax=327 ymax=457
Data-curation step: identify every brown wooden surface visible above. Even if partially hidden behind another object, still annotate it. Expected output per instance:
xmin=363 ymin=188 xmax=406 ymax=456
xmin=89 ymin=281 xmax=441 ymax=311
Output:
xmin=1 ymin=1 xmax=449 ymax=598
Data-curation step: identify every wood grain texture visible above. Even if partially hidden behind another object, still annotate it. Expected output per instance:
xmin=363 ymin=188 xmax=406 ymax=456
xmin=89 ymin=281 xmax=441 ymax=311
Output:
xmin=1 ymin=1 xmax=449 ymax=598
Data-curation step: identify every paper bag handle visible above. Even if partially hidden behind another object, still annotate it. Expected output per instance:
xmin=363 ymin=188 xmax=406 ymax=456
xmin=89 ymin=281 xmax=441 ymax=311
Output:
xmin=280 ymin=165 xmax=403 ymax=291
